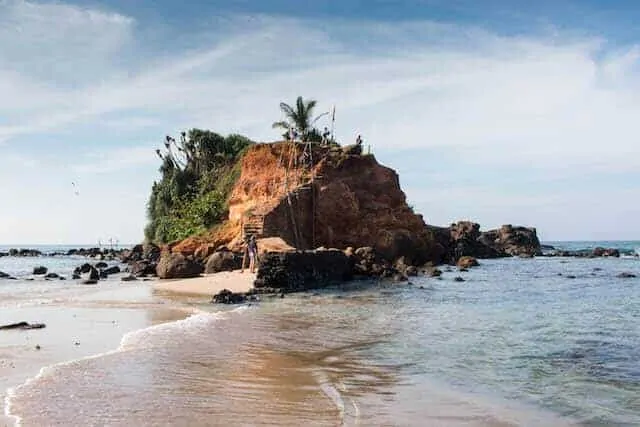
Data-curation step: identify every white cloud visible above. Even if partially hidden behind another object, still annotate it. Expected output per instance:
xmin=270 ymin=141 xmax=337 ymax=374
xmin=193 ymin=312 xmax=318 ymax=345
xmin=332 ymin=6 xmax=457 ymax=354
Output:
xmin=2 ymin=1 xmax=640 ymax=242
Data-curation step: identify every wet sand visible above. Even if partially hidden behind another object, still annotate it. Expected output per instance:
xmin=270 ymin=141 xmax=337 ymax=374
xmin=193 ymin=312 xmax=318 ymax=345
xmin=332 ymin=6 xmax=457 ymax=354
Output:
xmin=152 ymin=270 xmax=256 ymax=296
xmin=0 ymin=284 xmax=192 ymax=427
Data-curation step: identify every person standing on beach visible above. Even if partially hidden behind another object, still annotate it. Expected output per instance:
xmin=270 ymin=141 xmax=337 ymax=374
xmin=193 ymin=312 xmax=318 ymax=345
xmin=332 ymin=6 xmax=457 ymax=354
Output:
xmin=247 ymin=235 xmax=258 ymax=274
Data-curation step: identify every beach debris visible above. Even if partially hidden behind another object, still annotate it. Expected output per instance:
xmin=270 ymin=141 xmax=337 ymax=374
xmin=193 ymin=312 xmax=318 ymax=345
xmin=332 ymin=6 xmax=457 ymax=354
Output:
xmin=33 ymin=266 xmax=48 ymax=275
xmin=0 ymin=322 xmax=46 ymax=331
xmin=616 ymin=272 xmax=637 ymax=278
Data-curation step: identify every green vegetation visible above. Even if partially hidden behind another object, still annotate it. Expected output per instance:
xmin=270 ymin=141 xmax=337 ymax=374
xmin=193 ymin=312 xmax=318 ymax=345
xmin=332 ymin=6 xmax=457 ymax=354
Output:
xmin=145 ymin=129 xmax=253 ymax=243
xmin=272 ymin=96 xmax=329 ymax=142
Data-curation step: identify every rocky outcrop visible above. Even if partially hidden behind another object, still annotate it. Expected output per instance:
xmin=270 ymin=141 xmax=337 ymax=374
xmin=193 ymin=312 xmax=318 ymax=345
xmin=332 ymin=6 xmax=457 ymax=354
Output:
xmin=479 ymin=224 xmax=542 ymax=257
xmin=254 ymin=249 xmax=353 ymax=292
xmin=223 ymin=143 xmax=446 ymax=266
xmin=156 ymin=253 xmax=203 ymax=279
xmin=445 ymin=221 xmax=541 ymax=261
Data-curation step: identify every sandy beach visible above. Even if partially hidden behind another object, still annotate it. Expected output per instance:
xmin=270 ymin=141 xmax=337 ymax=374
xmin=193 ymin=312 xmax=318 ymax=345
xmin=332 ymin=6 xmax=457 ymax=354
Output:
xmin=0 ymin=282 xmax=194 ymax=427
xmin=152 ymin=270 xmax=256 ymax=296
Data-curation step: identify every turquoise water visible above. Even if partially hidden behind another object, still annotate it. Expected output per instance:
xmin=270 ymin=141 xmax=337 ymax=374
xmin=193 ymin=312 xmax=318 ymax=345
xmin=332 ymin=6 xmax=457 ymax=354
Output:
xmin=3 ymin=243 xmax=640 ymax=426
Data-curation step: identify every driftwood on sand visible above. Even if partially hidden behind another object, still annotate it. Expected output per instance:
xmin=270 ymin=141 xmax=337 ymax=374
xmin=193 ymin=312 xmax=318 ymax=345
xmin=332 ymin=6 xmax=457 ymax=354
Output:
xmin=0 ymin=321 xmax=46 ymax=330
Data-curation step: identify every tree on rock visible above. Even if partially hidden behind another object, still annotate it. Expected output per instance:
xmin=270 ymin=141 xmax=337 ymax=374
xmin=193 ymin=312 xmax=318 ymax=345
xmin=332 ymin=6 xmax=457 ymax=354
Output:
xmin=272 ymin=96 xmax=328 ymax=142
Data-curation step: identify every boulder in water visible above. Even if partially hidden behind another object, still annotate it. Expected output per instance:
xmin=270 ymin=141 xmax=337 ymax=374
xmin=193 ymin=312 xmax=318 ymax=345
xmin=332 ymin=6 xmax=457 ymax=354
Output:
xmin=33 ymin=266 xmax=47 ymax=275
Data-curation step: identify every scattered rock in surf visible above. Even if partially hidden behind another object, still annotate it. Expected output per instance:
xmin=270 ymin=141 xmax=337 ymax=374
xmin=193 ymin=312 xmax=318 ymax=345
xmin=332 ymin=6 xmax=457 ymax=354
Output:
xmin=0 ymin=271 xmax=11 ymax=279
xmin=121 ymin=274 xmax=137 ymax=282
xmin=453 ymin=276 xmax=465 ymax=282
xmin=95 ymin=262 xmax=108 ymax=269
xmin=566 ymin=275 xmax=577 ymax=279
xmin=74 ymin=341 xmax=80 ymax=346
xmin=593 ymin=267 xmax=603 ymax=271
xmin=616 ymin=272 xmax=636 ymax=278
xmin=35 ymin=344 xmax=41 ymax=350
xmin=211 ymin=289 xmax=247 ymax=304
xmin=0 ymin=322 xmax=46 ymax=331
xmin=456 ymin=256 xmax=479 ymax=269
xmin=45 ymin=272 xmax=60 ymax=279
xmin=33 ymin=266 xmax=47 ymax=275
xmin=425 ymin=267 xmax=442 ymax=277
xmin=81 ymin=279 xmax=98 ymax=285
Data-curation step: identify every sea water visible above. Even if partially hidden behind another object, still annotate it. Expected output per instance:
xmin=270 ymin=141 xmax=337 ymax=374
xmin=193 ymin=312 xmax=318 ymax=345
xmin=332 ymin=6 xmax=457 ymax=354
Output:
xmin=2 ymin=243 xmax=640 ymax=426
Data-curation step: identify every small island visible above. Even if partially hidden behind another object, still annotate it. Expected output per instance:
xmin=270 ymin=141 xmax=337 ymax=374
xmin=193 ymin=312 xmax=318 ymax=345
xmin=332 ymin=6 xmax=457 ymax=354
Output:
xmin=127 ymin=96 xmax=542 ymax=298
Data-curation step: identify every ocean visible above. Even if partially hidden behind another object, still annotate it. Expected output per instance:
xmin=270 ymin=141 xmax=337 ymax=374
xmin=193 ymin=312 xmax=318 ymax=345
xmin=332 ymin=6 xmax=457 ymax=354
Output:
xmin=1 ymin=242 xmax=639 ymax=426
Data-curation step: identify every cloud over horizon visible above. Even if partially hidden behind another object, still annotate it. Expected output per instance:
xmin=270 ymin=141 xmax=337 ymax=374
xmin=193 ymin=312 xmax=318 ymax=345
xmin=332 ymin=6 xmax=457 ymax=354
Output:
xmin=1 ymin=0 xmax=639 ymax=244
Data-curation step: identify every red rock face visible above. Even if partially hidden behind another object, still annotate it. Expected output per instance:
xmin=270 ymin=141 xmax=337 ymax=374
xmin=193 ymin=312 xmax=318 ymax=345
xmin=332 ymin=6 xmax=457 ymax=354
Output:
xmin=228 ymin=143 xmax=446 ymax=264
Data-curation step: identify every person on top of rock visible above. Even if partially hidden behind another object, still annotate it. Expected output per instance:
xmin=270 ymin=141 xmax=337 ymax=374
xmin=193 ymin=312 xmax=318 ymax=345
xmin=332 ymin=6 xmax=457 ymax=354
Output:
xmin=356 ymin=134 xmax=363 ymax=145
xmin=322 ymin=127 xmax=330 ymax=145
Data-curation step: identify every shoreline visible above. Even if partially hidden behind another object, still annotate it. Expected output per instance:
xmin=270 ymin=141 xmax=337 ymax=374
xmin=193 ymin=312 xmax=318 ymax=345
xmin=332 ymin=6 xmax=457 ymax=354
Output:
xmin=152 ymin=270 xmax=256 ymax=297
xmin=0 ymin=282 xmax=196 ymax=427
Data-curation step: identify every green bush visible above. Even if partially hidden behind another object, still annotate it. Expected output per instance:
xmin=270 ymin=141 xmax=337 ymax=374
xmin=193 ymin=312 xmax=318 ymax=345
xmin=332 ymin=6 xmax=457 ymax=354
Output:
xmin=145 ymin=129 xmax=254 ymax=243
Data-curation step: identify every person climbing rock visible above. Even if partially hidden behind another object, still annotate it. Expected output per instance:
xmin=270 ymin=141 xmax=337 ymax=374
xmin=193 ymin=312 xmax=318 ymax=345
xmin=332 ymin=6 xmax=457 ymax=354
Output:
xmin=247 ymin=235 xmax=259 ymax=274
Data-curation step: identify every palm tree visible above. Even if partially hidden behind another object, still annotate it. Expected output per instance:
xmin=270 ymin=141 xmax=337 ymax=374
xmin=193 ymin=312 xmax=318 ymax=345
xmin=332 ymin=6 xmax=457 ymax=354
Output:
xmin=272 ymin=96 xmax=328 ymax=141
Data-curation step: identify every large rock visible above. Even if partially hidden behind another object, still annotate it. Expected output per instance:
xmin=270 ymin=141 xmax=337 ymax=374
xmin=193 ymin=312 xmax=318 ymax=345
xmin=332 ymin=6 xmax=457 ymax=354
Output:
xmin=205 ymin=251 xmax=241 ymax=274
xmin=254 ymin=249 xmax=353 ymax=291
xmin=156 ymin=253 xmax=203 ymax=279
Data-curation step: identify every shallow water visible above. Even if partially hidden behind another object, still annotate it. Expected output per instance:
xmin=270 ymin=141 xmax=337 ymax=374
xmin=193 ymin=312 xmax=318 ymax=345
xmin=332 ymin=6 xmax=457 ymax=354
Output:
xmin=2 ymin=248 xmax=640 ymax=426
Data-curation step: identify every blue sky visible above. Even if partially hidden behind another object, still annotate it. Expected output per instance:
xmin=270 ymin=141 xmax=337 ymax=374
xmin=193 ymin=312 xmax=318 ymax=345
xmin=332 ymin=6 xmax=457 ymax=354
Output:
xmin=1 ymin=0 xmax=640 ymax=244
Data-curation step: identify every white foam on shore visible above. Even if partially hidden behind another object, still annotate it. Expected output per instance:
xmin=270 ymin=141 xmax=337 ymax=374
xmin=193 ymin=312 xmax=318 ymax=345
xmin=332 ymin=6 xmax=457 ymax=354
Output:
xmin=4 ymin=305 xmax=248 ymax=426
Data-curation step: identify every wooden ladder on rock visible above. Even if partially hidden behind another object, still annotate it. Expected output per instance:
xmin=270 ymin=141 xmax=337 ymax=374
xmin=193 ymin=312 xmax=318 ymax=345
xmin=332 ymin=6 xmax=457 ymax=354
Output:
xmin=242 ymin=214 xmax=265 ymax=238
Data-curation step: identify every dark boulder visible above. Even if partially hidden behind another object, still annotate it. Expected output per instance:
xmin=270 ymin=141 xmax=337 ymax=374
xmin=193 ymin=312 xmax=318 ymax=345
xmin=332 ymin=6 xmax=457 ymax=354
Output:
xmin=101 ymin=266 xmax=121 ymax=276
xmin=254 ymin=249 xmax=352 ymax=292
xmin=205 ymin=251 xmax=241 ymax=274
xmin=211 ymin=289 xmax=247 ymax=304
xmin=95 ymin=262 xmax=108 ymax=269
xmin=121 ymin=275 xmax=138 ymax=282
xmin=81 ymin=279 xmax=98 ymax=285
xmin=33 ymin=266 xmax=47 ymax=275
xmin=0 ymin=271 xmax=10 ymax=279
xmin=156 ymin=253 xmax=203 ymax=279
xmin=453 ymin=276 xmax=465 ymax=282
xmin=44 ymin=273 xmax=60 ymax=279
xmin=131 ymin=260 xmax=157 ymax=277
